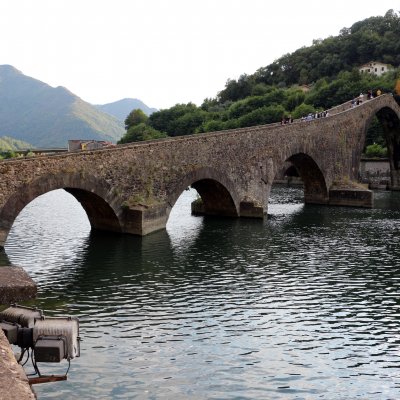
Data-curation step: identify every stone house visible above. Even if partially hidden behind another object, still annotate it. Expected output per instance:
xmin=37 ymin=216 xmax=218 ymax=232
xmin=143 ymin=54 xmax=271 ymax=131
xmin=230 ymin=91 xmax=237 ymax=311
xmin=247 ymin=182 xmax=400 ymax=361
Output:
xmin=358 ymin=61 xmax=393 ymax=77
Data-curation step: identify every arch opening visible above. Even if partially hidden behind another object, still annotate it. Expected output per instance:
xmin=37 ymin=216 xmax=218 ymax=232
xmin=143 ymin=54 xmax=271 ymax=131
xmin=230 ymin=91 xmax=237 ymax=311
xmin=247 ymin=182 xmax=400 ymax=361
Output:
xmin=284 ymin=153 xmax=328 ymax=204
xmin=5 ymin=189 xmax=91 ymax=257
xmin=64 ymin=188 xmax=122 ymax=232
xmin=190 ymin=179 xmax=239 ymax=218
xmin=285 ymin=165 xmax=300 ymax=178
xmin=269 ymin=160 xmax=304 ymax=217
xmin=366 ymin=106 xmax=400 ymax=188
xmin=166 ymin=167 xmax=241 ymax=222
xmin=0 ymin=174 xmax=122 ymax=247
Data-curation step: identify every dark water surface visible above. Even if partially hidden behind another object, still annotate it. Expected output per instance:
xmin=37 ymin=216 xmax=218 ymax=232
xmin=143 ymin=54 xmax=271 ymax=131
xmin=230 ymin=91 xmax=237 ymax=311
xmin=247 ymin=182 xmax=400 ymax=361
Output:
xmin=3 ymin=187 xmax=400 ymax=399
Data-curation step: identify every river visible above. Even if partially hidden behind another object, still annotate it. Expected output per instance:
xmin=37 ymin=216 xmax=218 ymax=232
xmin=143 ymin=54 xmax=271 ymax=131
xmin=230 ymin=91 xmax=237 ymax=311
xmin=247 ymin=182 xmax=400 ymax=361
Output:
xmin=2 ymin=186 xmax=400 ymax=399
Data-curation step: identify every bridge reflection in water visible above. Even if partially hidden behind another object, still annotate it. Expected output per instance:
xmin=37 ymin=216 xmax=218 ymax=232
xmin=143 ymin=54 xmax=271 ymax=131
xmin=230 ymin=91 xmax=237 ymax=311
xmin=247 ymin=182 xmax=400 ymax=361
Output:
xmin=3 ymin=186 xmax=400 ymax=399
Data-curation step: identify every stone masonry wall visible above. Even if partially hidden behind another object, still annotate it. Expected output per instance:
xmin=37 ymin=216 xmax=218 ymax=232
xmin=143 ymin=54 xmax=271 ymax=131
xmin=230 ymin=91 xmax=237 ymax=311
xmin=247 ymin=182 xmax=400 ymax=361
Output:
xmin=0 ymin=94 xmax=398 ymax=243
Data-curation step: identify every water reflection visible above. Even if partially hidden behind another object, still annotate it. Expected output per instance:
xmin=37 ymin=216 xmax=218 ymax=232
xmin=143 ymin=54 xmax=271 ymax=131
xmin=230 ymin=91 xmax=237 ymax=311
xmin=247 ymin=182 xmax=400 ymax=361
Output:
xmin=3 ymin=187 xmax=400 ymax=399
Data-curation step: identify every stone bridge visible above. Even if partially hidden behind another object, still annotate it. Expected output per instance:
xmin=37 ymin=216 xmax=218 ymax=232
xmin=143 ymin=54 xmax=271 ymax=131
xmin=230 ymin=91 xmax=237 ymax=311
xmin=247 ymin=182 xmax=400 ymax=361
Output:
xmin=0 ymin=94 xmax=399 ymax=247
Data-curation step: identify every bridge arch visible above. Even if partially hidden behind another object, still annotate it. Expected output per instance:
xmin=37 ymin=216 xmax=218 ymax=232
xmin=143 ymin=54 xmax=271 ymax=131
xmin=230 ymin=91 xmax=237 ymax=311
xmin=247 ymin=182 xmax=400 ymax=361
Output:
xmin=277 ymin=153 xmax=328 ymax=204
xmin=364 ymin=104 xmax=400 ymax=188
xmin=167 ymin=167 xmax=240 ymax=219
xmin=0 ymin=172 xmax=122 ymax=246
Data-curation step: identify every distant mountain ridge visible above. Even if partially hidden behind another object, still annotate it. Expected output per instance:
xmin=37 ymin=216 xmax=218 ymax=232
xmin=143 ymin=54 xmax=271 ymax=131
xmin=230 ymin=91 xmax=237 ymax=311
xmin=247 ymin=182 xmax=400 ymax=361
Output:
xmin=96 ymin=98 xmax=157 ymax=121
xmin=0 ymin=65 xmax=125 ymax=147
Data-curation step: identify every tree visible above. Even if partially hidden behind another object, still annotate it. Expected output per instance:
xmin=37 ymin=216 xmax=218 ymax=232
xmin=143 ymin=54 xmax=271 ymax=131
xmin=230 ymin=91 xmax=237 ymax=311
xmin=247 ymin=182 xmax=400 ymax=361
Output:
xmin=238 ymin=105 xmax=285 ymax=127
xmin=118 ymin=123 xmax=166 ymax=144
xmin=365 ymin=143 xmax=387 ymax=158
xmin=125 ymin=109 xmax=148 ymax=130
xmin=149 ymin=103 xmax=205 ymax=136
xmin=292 ymin=103 xmax=316 ymax=119
xmin=201 ymin=119 xmax=225 ymax=133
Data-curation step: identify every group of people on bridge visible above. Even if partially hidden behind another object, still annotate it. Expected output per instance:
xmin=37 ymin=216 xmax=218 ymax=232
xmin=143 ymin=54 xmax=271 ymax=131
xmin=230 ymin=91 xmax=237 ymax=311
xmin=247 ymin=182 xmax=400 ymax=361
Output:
xmin=281 ymin=110 xmax=330 ymax=125
xmin=300 ymin=110 xmax=329 ymax=122
xmin=352 ymin=89 xmax=382 ymax=107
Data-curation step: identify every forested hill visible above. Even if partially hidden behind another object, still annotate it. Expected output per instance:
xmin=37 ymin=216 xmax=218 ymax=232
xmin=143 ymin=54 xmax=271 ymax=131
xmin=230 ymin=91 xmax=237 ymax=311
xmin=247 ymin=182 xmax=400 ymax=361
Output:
xmin=119 ymin=9 xmax=400 ymax=149
xmin=217 ymin=9 xmax=400 ymax=103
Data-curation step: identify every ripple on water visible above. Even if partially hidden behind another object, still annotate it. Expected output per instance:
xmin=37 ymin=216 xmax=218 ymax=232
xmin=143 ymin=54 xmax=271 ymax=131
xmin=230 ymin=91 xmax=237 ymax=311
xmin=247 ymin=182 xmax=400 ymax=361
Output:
xmin=3 ymin=187 xmax=400 ymax=399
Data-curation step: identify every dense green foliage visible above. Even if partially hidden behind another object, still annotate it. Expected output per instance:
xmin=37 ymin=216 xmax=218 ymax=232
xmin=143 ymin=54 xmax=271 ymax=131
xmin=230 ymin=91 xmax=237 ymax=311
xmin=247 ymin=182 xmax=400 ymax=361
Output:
xmin=0 ymin=65 xmax=125 ymax=147
xmin=133 ymin=69 xmax=398 ymax=143
xmin=365 ymin=143 xmax=388 ymax=158
xmin=124 ymin=109 xmax=148 ymax=129
xmin=119 ymin=10 xmax=399 ymax=155
xmin=217 ymin=9 xmax=400 ymax=101
xmin=118 ymin=109 xmax=167 ymax=143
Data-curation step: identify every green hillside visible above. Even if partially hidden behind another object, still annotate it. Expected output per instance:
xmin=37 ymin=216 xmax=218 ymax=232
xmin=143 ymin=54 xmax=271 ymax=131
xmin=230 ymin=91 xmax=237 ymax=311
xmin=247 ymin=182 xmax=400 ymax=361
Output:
xmin=217 ymin=9 xmax=400 ymax=103
xmin=0 ymin=65 xmax=125 ymax=147
xmin=119 ymin=9 xmax=400 ymax=152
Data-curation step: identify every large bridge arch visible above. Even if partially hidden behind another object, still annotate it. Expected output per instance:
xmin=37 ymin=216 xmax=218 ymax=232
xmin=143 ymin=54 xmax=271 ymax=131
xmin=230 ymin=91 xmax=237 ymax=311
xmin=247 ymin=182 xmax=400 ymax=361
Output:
xmin=276 ymin=152 xmax=329 ymax=204
xmin=166 ymin=167 xmax=240 ymax=219
xmin=0 ymin=172 xmax=122 ymax=246
xmin=364 ymin=104 xmax=400 ymax=188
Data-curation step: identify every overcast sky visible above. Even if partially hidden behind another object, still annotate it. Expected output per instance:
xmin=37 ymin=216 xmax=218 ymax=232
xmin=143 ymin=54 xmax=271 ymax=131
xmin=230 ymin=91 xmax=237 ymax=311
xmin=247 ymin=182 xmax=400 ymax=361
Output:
xmin=0 ymin=0 xmax=398 ymax=109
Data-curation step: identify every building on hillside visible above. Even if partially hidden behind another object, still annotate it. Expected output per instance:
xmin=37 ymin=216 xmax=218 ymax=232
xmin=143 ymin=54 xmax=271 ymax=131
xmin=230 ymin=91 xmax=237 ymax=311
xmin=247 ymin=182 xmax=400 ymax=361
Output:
xmin=358 ymin=61 xmax=393 ymax=76
xmin=68 ymin=140 xmax=115 ymax=151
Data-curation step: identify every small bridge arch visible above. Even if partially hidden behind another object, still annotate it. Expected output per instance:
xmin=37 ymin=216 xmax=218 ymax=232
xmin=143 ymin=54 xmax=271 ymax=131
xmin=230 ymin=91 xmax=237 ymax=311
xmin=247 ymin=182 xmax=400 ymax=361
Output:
xmin=166 ymin=167 xmax=240 ymax=220
xmin=284 ymin=152 xmax=329 ymax=204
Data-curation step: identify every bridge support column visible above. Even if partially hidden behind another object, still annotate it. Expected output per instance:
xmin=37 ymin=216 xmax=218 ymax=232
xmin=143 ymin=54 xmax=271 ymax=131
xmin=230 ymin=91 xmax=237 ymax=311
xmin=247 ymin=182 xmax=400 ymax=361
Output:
xmin=239 ymin=201 xmax=265 ymax=218
xmin=121 ymin=205 xmax=168 ymax=236
xmin=389 ymin=169 xmax=400 ymax=190
xmin=328 ymin=188 xmax=373 ymax=208
xmin=192 ymin=200 xmax=265 ymax=218
xmin=304 ymin=193 xmax=329 ymax=205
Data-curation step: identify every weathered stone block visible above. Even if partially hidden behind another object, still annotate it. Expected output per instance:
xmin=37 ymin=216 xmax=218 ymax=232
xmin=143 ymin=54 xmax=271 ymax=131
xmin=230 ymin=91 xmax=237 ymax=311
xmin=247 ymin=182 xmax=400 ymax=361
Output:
xmin=0 ymin=266 xmax=37 ymax=305
xmin=239 ymin=201 xmax=265 ymax=218
xmin=328 ymin=189 xmax=373 ymax=208
xmin=122 ymin=205 xmax=168 ymax=236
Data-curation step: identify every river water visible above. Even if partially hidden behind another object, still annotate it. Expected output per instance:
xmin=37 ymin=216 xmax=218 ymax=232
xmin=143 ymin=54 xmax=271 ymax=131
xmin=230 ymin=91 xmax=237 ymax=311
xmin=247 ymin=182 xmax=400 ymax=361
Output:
xmin=2 ymin=186 xmax=400 ymax=399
